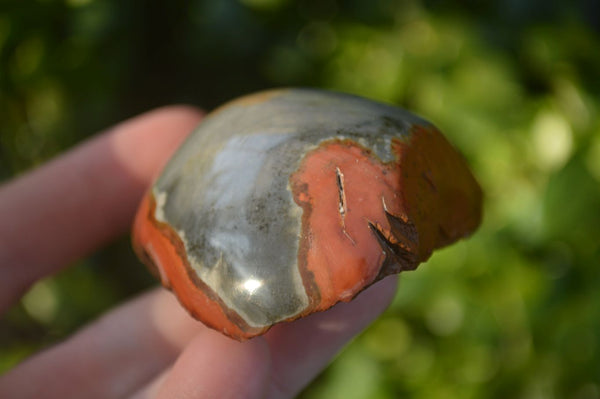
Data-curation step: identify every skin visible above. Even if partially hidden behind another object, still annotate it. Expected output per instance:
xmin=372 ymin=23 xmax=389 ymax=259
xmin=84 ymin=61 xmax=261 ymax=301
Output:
xmin=0 ymin=106 xmax=398 ymax=399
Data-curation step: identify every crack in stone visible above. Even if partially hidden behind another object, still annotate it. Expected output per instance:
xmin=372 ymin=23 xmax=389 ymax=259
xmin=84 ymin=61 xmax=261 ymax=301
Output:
xmin=335 ymin=166 xmax=356 ymax=245
xmin=368 ymin=210 xmax=420 ymax=279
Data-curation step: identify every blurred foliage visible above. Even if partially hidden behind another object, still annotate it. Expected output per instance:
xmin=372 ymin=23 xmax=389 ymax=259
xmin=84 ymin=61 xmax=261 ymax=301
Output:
xmin=1 ymin=0 xmax=600 ymax=398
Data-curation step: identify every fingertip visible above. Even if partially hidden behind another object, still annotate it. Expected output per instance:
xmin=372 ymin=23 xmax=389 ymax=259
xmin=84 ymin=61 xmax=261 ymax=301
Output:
xmin=148 ymin=288 xmax=210 ymax=352
xmin=155 ymin=332 xmax=270 ymax=399
xmin=265 ymin=275 xmax=398 ymax=399
xmin=110 ymin=105 xmax=204 ymax=184
xmin=0 ymin=105 xmax=204 ymax=310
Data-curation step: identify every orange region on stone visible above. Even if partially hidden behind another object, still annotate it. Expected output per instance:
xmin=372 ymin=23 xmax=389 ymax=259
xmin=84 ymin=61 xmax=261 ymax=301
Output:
xmin=290 ymin=140 xmax=408 ymax=312
xmin=395 ymin=126 xmax=483 ymax=260
xmin=132 ymin=192 xmax=266 ymax=340
xmin=290 ymin=128 xmax=482 ymax=314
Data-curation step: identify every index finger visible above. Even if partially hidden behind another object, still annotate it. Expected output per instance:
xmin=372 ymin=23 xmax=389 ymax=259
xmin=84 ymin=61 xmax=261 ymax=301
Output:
xmin=0 ymin=106 xmax=203 ymax=312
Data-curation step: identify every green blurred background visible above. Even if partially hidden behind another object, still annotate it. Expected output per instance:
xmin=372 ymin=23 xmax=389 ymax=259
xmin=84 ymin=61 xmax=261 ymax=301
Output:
xmin=1 ymin=0 xmax=600 ymax=397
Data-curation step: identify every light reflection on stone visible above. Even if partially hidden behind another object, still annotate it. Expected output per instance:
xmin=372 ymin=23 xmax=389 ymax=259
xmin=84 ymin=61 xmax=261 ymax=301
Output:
xmin=241 ymin=278 xmax=263 ymax=295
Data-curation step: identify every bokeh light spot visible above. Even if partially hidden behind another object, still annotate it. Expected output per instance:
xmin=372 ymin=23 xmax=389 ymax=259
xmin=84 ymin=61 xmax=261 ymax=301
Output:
xmin=425 ymin=294 xmax=464 ymax=336
xmin=363 ymin=317 xmax=412 ymax=360
xmin=585 ymin=134 xmax=600 ymax=182
xmin=531 ymin=110 xmax=573 ymax=171
xmin=22 ymin=280 xmax=59 ymax=324
xmin=11 ymin=36 xmax=45 ymax=78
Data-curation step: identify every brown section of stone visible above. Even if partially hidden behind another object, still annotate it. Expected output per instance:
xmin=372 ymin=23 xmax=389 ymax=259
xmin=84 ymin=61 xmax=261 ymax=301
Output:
xmin=393 ymin=125 xmax=483 ymax=260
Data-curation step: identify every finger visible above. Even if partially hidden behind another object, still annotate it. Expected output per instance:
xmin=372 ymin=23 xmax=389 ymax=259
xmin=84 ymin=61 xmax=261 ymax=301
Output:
xmin=265 ymin=275 xmax=398 ymax=398
xmin=129 ymin=368 xmax=170 ymax=399
xmin=0 ymin=106 xmax=202 ymax=311
xmin=143 ymin=333 xmax=270 ymax=399
xmin=0 ymin=289 xmax=206 ymax=399
xmin=129 ymin=278 xmax=397 ymax=399
xmin=127 ymin=277 xmax=397 ymax=399
xmin=0 ymin=275 xmax=397 ymax=399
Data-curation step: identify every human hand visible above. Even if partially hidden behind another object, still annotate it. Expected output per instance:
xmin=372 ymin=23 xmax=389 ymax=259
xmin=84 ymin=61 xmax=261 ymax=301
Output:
xmin=0 ymin=107 xmax=398 ymax=399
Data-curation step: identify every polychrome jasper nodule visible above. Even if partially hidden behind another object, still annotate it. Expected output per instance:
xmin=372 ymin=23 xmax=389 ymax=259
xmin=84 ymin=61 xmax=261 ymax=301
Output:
xmin=132 ymin=88 xmax=482 ymax=340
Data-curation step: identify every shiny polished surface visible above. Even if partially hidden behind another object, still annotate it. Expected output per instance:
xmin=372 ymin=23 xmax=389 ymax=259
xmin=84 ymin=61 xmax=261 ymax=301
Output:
xmin=132 ymin=88 xmax=483 ymax=340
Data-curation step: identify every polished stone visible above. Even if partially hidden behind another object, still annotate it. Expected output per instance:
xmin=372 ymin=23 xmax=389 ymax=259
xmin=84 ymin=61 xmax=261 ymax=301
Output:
xmin=132 ymin=88 xmax=483 ymax=340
